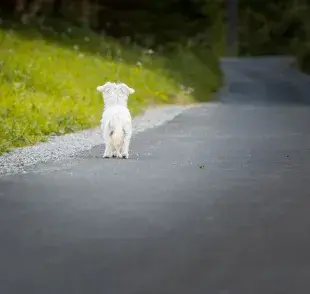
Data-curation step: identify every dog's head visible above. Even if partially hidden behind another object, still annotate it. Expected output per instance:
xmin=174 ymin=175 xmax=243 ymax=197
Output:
xmin=97 ymin=82 xmax=135 ymax=108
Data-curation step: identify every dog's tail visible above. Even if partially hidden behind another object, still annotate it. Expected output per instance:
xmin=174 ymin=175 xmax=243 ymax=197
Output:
xmin=109 ymin=117 xmax=124 ymax=155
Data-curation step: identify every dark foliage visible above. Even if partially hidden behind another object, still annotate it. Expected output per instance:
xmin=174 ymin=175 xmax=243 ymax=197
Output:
xmin=0 ymin=0 xmax=309 ymax=71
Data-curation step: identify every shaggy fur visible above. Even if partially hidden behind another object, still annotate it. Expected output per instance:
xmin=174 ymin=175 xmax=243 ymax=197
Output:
xmin=97 ymin=82 xmax=135 ymax=159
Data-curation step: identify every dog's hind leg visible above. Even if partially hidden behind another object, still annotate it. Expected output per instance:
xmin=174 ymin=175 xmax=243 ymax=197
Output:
xmin=121 ymin=127 xmax=132 ymax=159
xmin=103 ymin=143 xmax=113 ymax=158
xmin=103 ymin=133 xmax=113 ymax=158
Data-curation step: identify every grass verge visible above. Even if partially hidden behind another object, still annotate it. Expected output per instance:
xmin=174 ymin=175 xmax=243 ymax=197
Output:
xmin=0 ymin=20 xmax=222 ymax=154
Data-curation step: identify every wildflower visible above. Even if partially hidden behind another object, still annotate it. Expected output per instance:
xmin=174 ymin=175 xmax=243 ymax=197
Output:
xmin=14 ymin=83 xmax=22 ymax=89
xmin=187 ymin=87 xmax=194 ymax=94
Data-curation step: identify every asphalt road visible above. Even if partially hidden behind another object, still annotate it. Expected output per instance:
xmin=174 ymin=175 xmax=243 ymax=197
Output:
xmin=1 ymin=58 xmax=310 ymax=294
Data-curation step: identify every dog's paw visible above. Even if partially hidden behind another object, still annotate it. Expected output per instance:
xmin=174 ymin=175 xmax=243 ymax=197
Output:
xmin=122 ymin=153 xmax=129 ymax=159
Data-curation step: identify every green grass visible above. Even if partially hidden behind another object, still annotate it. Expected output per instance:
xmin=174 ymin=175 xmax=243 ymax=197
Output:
xmin=0 ymin=20 xmax=222 ymax=154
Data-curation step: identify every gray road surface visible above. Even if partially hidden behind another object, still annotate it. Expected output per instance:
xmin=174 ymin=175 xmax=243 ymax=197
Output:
xmin=1 ymin=58 xmax=310 ymax=294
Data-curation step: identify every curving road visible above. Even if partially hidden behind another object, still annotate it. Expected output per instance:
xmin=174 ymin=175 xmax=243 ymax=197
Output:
xmin=1 ymin=57 xmax=310 ymax=294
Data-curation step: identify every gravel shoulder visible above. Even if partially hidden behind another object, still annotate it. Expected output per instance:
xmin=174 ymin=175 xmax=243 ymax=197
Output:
xmin=0 ymin=105 xmax=193 ymax=176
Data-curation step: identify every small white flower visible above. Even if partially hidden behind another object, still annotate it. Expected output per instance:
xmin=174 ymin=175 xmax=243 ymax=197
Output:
xmin=84 ymin=36 xmax=90 ymax=42
xmin=14 ymin=83 xmax=22 ymax=88
xmin=67 ymin=27 xmax=72 ymax=33
xmin=187 ymin=87 xmax=194 ymax=94
xmin=136 ymin=61 xmax=142 ymax=67
xmin=73 ymin=45 xmax=79 ymax=50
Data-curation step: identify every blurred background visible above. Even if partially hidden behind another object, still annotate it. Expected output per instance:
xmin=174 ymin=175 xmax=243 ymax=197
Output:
xmin=1 ymin=0 xmax=309 ymax=67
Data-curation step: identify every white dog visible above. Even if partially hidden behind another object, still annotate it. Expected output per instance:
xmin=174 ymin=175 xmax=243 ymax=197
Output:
xmin=96 ymin=82 xmax=135 ymax=159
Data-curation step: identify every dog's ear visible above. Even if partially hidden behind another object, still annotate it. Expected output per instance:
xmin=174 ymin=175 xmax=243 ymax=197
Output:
xmin=96 ymin=85 xmax=104 ymax=92
xmin=120 ymin=83 xmax=135 ymax=95
xmin=96 ymin=82 xmax=113 ymax=93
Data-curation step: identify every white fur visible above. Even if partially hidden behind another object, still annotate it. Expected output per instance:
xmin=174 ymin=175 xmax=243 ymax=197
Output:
xmin=97 ymin=82 xmax=135 ymax=159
